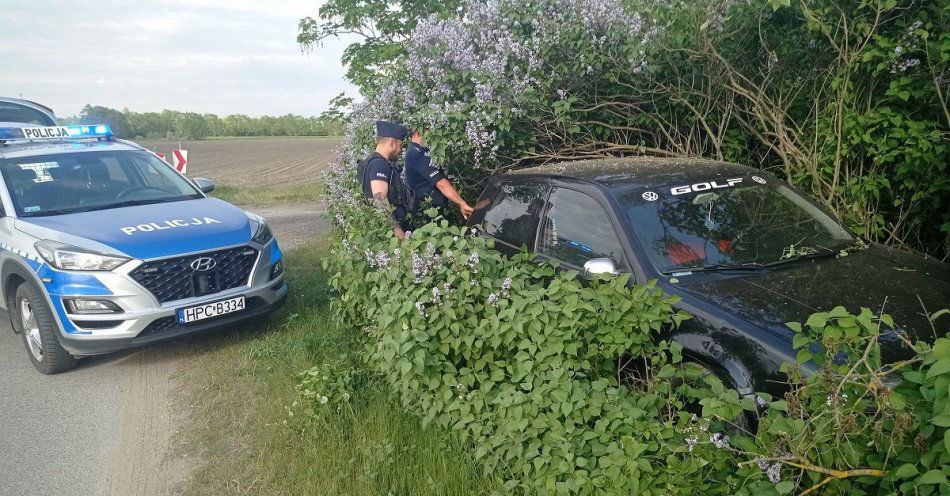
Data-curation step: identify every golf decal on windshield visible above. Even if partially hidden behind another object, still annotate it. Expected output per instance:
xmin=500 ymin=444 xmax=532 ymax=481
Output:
xmin=670 ymin=177 xmax=743 ymax=195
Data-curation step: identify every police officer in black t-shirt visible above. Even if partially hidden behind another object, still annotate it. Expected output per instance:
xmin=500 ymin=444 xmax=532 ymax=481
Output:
xmin=360 ymin=120 xmax=410 ymax=240
xmin=405 ymin=129 xmax=472 ymax=221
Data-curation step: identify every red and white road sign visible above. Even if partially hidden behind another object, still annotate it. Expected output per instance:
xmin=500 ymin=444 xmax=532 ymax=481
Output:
xmin=155 ymin=152 xmax=166 ymax=160
xmin=172 ymin=149 xmax=188 ymax=174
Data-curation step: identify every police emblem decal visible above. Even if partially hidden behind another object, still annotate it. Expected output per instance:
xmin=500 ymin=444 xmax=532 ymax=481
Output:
xmin=752 ymin=175 xmax=767 ymax=184
xmin=642 ymin=191 xmax=658 ymax=201
xmin=190 ymin=257 xmax=217 ymax=271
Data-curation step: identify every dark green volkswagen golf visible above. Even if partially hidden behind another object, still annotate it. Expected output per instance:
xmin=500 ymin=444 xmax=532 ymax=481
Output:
xmin=466 ymin=157 xmax=949 ymax=405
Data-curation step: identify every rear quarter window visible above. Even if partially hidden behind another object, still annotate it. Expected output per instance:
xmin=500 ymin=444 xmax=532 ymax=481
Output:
xmin=482 ymin=182 xmax=548 ymax=250
xmin=0 ymin=102 xmax=55 ymax=126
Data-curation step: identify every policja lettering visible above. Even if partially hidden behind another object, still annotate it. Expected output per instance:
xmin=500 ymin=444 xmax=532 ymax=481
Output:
xmin=120 ymin=217 xmax=221 ymax=235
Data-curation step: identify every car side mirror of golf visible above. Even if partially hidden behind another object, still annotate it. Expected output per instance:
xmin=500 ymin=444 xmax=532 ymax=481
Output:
xmin=194 ymin=177 xmax=215 ymax=194
xmin=583 ymin=258 xmax=619 ymax=278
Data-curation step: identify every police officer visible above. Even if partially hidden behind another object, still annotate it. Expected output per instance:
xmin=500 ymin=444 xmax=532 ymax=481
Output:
xmin=405 ymin=129 xmax=473 ymax=221
xmin=360 ymin=120 xmax=410 ymax=240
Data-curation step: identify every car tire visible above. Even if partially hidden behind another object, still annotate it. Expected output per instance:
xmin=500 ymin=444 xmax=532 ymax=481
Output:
xmin=11 ymin=281 xmax=78 ymax=374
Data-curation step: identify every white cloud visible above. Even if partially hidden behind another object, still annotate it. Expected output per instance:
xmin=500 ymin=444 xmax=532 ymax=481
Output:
xmin=0 ymin=0 xmax=358 ymax=117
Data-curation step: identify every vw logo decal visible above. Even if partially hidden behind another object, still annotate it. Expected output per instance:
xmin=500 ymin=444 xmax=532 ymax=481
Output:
xmin=642 ymin=191 xmax=658 ymax=202
xmin=190 ymin=257 xmax=217 ymax=271
xmin=751 ymin=175 xmax=767 ymax=184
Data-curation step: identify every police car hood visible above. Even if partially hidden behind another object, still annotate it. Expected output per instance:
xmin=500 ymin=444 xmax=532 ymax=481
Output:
xmin=15 ymin=198 xmax=252 ymax=260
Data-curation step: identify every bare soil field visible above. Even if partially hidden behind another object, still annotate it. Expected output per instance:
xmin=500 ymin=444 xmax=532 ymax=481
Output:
xmin=137 ymin=137 xmax=342 ymax=187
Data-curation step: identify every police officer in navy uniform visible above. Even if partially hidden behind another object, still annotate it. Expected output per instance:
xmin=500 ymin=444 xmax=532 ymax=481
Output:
xmin=360 ymin=120 xmax=410 ymax=240
xmin=405 ymin=129 xmax=472 ymax=221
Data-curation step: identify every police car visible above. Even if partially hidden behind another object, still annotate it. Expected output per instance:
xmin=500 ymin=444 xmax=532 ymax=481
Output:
xmin=0 ymin=125 xmax=288 ymax=374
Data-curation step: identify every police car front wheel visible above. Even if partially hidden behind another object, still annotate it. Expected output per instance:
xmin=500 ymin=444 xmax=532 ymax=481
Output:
xmin=12 ymin=282 xmax=78 ymax=374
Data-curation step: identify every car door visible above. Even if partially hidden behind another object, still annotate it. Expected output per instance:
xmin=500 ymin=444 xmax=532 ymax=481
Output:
xmin=478 ymin=180 xmax=550 ymax=256
xmin=534 ymin=185 xmax=629 ymax=275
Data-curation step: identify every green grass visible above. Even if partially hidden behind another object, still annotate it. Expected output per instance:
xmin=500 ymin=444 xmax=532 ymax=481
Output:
xmin=174 ymin=241 xmax=494 ymax=495
xmin=211 ymin=182 xmax=322 ymax=206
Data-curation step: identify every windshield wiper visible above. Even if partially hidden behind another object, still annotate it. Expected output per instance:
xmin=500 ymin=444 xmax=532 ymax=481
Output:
xmin=663 ymin=263 xmax=764 ymax=275
xmin=21 ymin=207 xmax=94 ymax=217
xmin=761 ymin=248 xmax=838 ymax=268
xmin=79 ymin=197 xmax=186 ymax=213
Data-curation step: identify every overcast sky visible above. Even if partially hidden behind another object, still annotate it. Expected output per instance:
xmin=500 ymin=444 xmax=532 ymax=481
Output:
xmin=0 ymin=0 xmax=357 ymax=118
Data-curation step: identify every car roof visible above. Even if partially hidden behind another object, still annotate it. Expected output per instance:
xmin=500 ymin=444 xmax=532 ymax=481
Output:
xmin=506 ymin=156 xmax=759 ymax=191
xmin=0 ymin=139 xmax=145 ymax=161
xmin=0 ymin=97 xmax=57 ymax=126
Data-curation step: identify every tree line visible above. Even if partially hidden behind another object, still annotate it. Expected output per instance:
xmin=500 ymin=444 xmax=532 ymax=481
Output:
xmin=60 ymin=104 xmax=344 ymax=140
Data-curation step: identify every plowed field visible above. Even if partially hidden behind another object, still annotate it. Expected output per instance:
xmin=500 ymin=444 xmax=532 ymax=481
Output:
xmin=137 ymin=137 xmax=342 ymax=187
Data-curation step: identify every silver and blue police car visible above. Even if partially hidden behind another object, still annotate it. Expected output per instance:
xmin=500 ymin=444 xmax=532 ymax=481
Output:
xmin=0 ymin=124 xmax=288 ymax=374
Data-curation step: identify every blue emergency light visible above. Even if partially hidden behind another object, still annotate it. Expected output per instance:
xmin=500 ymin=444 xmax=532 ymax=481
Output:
xmin=0 ymin=124 xmax=113 ymax=142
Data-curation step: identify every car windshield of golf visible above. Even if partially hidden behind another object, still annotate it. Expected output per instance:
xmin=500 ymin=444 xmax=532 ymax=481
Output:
xmin=624 ymin=181 xmax=854 ymax=274
xmin=0 ymin=151 xmax=201 ymax=217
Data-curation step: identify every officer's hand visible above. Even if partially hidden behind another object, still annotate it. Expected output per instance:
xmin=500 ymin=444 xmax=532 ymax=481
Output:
xmin=460 ymin=203 xmax=474 ymax=219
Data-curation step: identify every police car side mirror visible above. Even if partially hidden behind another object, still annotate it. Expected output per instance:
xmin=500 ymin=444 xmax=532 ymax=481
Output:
xmin=193 ymin=177 xmax=215 ymax=194
xmin=583 ymin=258 xmax=619 ymax=278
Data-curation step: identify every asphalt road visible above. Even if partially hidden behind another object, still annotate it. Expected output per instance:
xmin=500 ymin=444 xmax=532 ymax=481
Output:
xmin=0 ymin=202 xmax=324 ymax=496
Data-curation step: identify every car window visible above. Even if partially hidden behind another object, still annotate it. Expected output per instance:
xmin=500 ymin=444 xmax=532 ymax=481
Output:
xmin=0 ymin=151 xmax=201 ymax=217
xmin=619 ymin=180 xmax=854 ymax=272
xmin=539 ymin=187 xmax=623 ymax=267
xmin=0 ymin=102 xmax=55 ymax=126
xmin=482 ymin=182 xmax=547 ymax=250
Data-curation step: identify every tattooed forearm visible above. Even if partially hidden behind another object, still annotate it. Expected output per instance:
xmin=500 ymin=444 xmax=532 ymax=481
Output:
xmin=372 ymin=192 xmax=394 ymax=214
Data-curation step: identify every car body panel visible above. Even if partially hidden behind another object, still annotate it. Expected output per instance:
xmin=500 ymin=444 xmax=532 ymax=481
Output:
xmin=14 ymin=198 xmax=253 ymax=260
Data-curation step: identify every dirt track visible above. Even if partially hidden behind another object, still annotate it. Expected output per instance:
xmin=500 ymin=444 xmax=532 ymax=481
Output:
xmin=138 ymin=137 xmax=342 ymax=187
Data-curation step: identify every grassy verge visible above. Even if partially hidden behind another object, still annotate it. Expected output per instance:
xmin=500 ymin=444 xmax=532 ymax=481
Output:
xmin=211 ymin=182 xmax=322 ymax=206
xmin=173 ymin=240 xmax=494 ymax=495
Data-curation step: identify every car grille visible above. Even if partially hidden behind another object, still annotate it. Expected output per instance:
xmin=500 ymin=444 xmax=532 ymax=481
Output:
xmin=129 ymin=246 xmax=258 ymax=304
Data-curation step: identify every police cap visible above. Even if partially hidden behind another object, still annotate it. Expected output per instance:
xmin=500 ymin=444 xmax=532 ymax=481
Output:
xmin=375 ymin=120 xmax=409 ymax=140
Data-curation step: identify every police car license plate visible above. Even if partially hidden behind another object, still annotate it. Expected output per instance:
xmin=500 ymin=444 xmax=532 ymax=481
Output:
xmin=178 ymin=296 xmax=245 ymax=324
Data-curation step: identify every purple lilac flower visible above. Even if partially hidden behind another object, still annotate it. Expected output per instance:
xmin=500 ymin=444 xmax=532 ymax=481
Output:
xmin=685 ymin=436 xmax=698 ymax=452
xmin=487 ymin=293 xmax=499 ymax=305
xmin=710 ymin=432 xmax=730 ymax=449
xmin=415 ymin=301 xmax=426 ymax=314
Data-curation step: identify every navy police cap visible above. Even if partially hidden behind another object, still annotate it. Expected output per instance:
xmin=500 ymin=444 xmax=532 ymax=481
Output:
xmin=375 ymin=120 xmax=409 ymax=140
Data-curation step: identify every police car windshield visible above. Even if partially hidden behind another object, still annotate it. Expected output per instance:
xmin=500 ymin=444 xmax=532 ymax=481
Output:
xmin=0 ymin=151 xmax=202 ymax=217
xmin=619 ymin=180 xmax=854 ymax=273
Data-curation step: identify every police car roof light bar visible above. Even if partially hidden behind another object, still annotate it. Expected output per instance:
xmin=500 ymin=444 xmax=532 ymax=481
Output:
xmin=0 ymin=124 xmax=113 ymax=144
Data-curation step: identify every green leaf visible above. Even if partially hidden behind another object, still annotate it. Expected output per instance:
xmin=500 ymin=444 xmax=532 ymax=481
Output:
xmin=792 ymin=334 xmax=811 ymax=349
xmin=796 ymin=349 xmax=812 ymax=363
xmin=775 ymin=480 xmax=795 ymax=493
xmin=927 ymin=358 xmax=950 ymax=379
xmin=917 ymin=470 xmax=947 ymax=485
xmin=932 ymin=415 xmax=950 ymax=427
xmin=893 ymin=463 xmax=919 ymax=479
xmin=806 ymin=313 xmax=828 ymax=329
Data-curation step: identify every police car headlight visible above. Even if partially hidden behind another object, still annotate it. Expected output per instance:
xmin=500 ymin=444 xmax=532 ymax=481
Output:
xmin=247 ymin=213 xmax=273 ymax=244
xmin=34 ymin=240 xmax=130 ymax=271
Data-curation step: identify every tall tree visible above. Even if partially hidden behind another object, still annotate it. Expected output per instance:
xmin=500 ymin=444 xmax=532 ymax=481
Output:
xmin=297 ymin=0 xmax=462 ymax=93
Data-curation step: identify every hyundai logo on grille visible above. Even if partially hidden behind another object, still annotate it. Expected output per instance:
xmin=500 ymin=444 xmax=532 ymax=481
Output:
xmin=190 ymin=257 xmax=217 ymax=272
